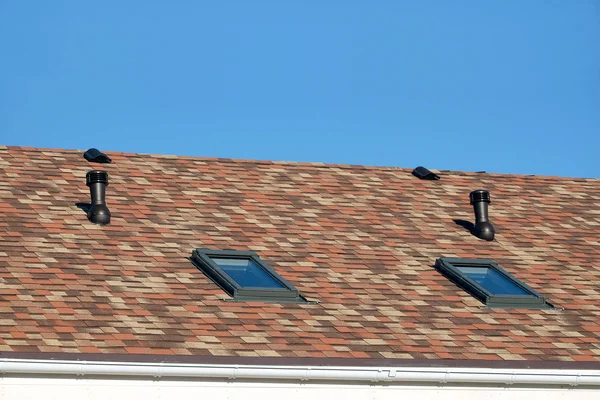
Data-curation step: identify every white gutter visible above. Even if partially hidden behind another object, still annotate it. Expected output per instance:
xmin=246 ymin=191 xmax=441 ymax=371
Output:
xmin=1 ymin=358 xmax=600 ymax=387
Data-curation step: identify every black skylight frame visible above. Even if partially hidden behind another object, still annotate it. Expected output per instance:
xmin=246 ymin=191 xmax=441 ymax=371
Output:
xmin=435 ymin=258 xmax=551 ymax=309
xmin=191 ymin=249 xmax=306 ymax=303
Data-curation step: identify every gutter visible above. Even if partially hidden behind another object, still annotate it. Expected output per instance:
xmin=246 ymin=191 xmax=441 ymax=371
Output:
xmin=1 ymin=358 xmax=600 ymax=387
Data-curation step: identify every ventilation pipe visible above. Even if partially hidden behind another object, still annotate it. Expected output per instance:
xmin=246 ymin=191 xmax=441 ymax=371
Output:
xmin=86 ymin=170 xmax=111 ymax=225
xmin=470 ymin=190 xmax=494 ymax=241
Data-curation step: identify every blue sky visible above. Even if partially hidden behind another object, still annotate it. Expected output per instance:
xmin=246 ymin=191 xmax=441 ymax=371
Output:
xmin=1 ymin=1 xmax=598 ymax=177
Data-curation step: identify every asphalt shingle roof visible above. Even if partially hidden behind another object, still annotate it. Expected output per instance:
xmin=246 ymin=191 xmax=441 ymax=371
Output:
xmin=0 ymin=145 xmax=599 ymax=363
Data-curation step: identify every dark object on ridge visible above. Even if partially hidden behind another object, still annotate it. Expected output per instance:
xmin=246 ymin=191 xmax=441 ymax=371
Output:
xmin=470 ymin=190 xmax=495 ymax=241
xmin=84 ymin=148 xmax=112 ymax=164
xmin=412 ymin=166 xmax=440 ymax=180
xmin=86 ymin=170 xmax=111 ymax=225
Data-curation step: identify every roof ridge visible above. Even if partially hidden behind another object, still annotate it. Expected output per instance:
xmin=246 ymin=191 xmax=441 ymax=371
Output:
xmin=2 ymin=145 xmax=598 ymax=181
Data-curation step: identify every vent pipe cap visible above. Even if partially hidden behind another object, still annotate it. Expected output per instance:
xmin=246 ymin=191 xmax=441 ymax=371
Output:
xmin=470 ymin=190 xmax=491 ymax=204
xmin=86 ymin=170 xmax=109 ymax=186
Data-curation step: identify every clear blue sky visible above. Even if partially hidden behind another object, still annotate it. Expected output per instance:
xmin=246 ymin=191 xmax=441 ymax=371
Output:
xmin=1 ymin=1 xmax=598 ymax=177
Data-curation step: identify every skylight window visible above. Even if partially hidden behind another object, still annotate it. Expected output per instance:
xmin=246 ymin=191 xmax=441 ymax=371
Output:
xmin=435 ymin=258 xmax=551 ymax=309
xmin=211 ymin=257 xmax=285 ymax=289
xmin=191 ymin=249 xmax=306 ymax=303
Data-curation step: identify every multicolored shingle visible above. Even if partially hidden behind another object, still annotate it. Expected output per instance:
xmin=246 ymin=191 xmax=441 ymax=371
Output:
xmin=0 ymin=145 xmax=599 ymax=363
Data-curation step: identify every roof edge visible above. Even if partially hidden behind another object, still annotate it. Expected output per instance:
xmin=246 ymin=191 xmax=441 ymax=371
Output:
xmin=1 ymin=352 xmax=599 ymax=370
xmin=1 ymin=356 xmax=600 ymax=387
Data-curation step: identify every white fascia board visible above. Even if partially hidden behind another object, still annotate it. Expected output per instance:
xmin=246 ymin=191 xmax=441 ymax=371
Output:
xmin=1 ymin=358 xmax=599 ymax=387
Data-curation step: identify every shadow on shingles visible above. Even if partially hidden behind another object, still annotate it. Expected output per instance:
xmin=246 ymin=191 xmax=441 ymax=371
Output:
xmin=453 ymin=219 xmax=475 ymax=235
xmin=75 ymin=202 xmax=91 ymax=214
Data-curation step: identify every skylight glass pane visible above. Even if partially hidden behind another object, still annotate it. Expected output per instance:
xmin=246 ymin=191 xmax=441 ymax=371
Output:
xmin=456 ymin=266 xmax=529 ymax=295
xmin=211 ymin=257 xmax=285 ymax=289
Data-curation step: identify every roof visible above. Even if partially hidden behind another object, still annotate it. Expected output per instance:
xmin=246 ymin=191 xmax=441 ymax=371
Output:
xmin=1 ymin=145 xmax=599 ymax=365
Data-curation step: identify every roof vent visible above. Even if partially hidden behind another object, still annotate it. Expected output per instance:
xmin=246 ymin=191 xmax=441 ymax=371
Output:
xmin=412 ymin=166 xmax=440 ymax=180
xmin=470 ymin=190 xmax=494 ymax=241
xmin=84 ymin=148 xmax=112 ymax=164
xmin=86 ymin=170 xmax=110 ymax=225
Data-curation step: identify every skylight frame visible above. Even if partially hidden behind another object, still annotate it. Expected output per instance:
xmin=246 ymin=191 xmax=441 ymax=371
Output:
xmin=191 ymin=249 xmax=305 ymax=303
xmin=435 ymin=257 xmax=550 ymax=309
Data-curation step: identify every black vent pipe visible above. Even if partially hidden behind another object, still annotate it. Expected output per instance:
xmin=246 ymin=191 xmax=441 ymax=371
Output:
xmin=86 ymin=170 xmax=110 ymax=225
xmin=470 ymin=190 xmax=494 ymax=241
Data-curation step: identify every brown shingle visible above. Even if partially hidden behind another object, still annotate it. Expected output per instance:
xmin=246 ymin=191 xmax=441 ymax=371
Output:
xmin=0 ymin=145 xmax=599 ymax=363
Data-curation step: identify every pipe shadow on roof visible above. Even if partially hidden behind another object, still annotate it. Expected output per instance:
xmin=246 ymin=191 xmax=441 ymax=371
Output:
xmin=453 ymin=219 xmax=476 ymax=236
xmin=76 ymin=202 xmax=91 ymax=214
